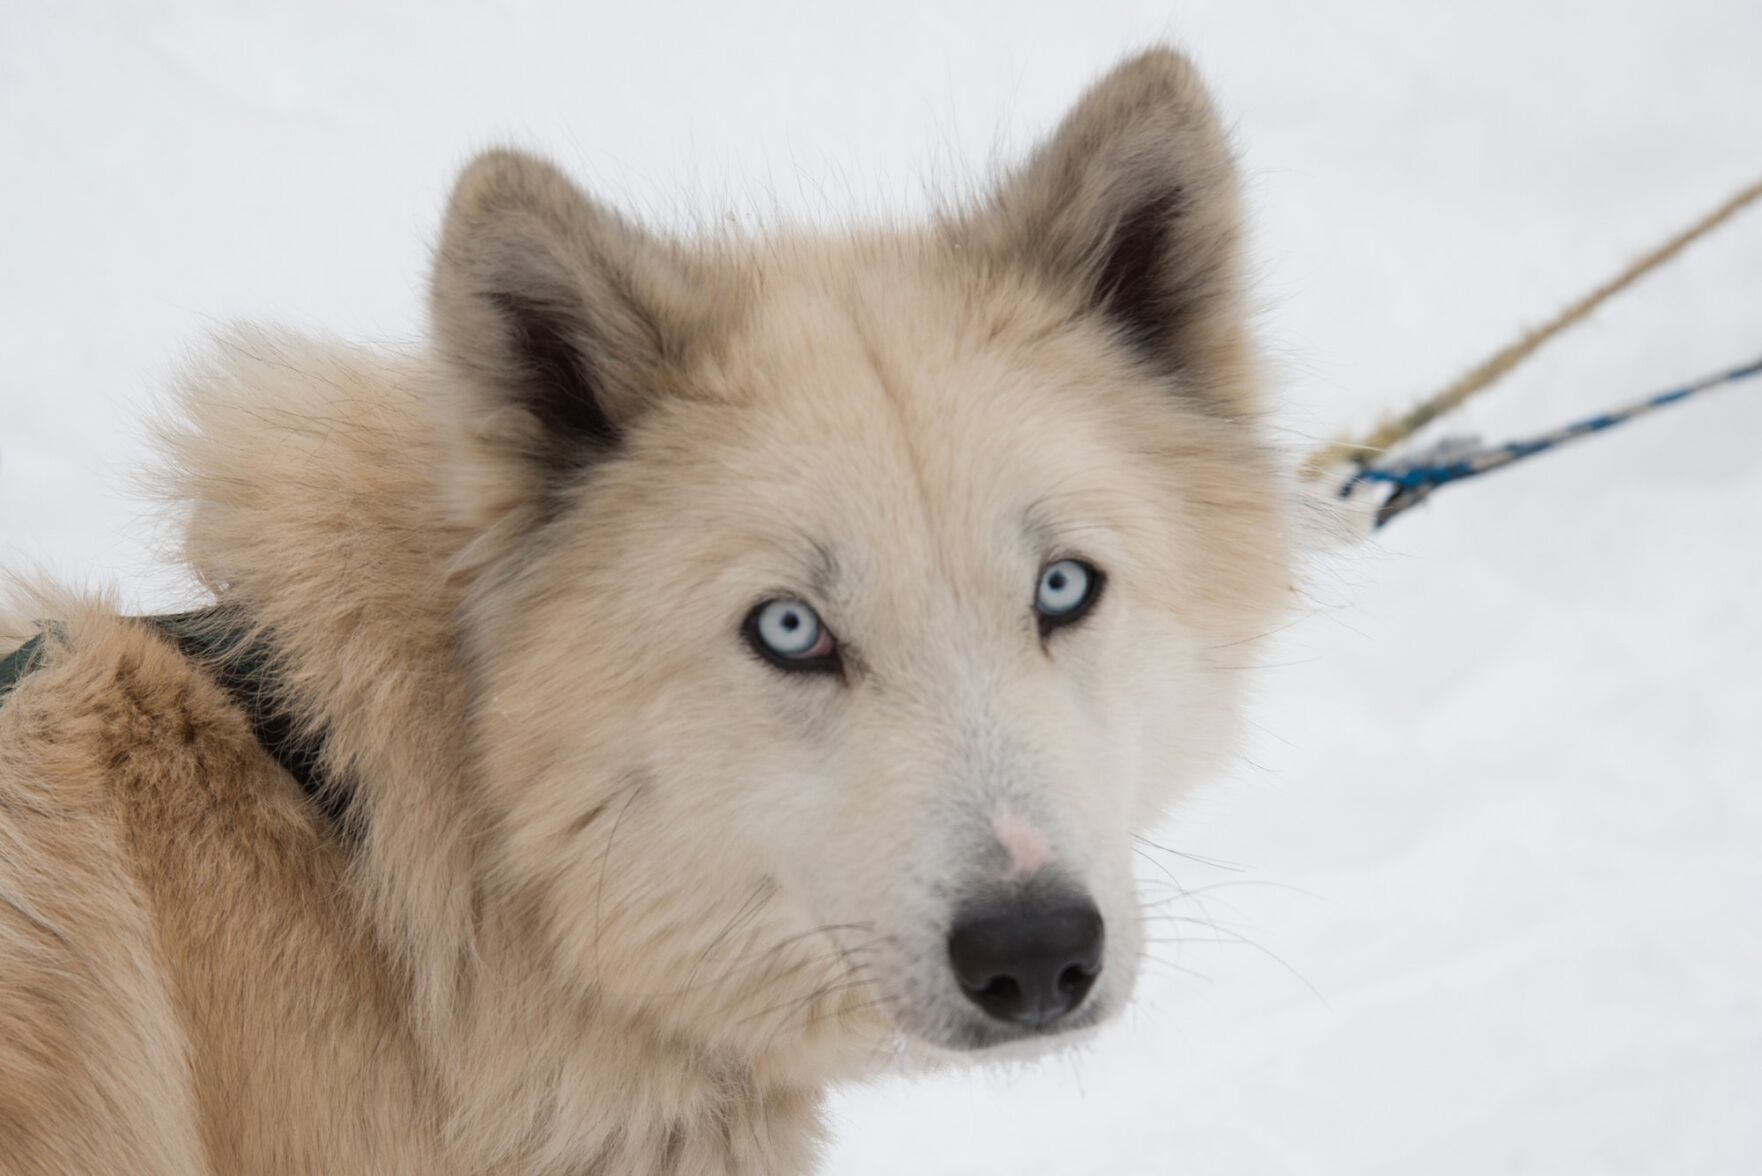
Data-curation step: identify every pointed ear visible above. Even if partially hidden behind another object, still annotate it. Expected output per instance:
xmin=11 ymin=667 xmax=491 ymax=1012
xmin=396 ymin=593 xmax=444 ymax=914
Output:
xmin=967 ymin=49 xmax=1251 ymax=412
xmin=430 ymin=149 xmax=719 ymax=530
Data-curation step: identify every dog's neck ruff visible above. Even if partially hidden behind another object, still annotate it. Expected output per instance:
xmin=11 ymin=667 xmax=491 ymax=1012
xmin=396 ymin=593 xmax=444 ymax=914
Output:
xmin=0 ymin=608 xmax=348 ymax=834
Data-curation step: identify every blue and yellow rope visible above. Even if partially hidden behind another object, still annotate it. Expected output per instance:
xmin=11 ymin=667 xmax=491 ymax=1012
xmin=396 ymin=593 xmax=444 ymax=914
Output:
xmin=1342 ymin=356 xmax=1762 ymax=527
xmin=1306 ymin=175 xmax=1762 ymax=530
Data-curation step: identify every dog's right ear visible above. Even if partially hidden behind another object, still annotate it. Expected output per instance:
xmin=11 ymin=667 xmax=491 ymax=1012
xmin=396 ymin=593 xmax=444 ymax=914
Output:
xmin=430 ymin=149 xmax=717 ymax=535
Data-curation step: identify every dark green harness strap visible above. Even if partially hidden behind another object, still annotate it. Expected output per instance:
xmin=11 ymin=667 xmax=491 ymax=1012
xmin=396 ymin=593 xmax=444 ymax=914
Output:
xmin=152 ymin=609 xmax=348 ymax=831
xmin=0 ymin=631 xmax=50 ymax=708
xmin=0 ymin=610 xmax=348 ymax=835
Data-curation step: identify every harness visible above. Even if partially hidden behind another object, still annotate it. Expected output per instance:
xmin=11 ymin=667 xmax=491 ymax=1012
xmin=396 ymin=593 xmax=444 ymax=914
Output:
xmin=0 ymin=609 xmax=346 ymax=831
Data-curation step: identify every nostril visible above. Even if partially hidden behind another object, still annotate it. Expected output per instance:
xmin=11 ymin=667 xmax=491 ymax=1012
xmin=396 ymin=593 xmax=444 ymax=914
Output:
xmin=947 ymin=900 xmax=1104 ymax=1029
xmin=1057 ymin=961 xmax=1097 ymax=999
xmin=966 ymin=973 xmax=1024 ymax=1020
xmin=977 ymin=975 xmax=1018 ymax=1002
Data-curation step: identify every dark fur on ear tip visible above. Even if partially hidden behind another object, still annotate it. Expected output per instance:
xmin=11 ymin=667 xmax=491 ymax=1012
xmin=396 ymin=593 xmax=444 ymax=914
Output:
xmin=486 ymin=291 xmax=621 ymax=460
xmin=1094 ymin=188 xmax=1187 ymax=355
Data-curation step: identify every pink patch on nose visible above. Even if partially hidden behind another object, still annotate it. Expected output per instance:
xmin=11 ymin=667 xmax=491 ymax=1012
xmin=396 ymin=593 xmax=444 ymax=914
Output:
xmin=992 ymin=808 xmax=1055 ymax=881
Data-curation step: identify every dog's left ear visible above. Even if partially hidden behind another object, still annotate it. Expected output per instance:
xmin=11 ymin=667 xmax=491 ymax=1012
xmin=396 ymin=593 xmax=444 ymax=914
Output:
xmin=965 ymin=49 xmax=1251 ymax=413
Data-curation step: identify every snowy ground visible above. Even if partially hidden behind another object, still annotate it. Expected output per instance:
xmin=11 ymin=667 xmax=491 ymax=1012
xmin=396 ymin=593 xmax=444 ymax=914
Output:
xmin=4 ymin=3 xmax=1760 ymax=1172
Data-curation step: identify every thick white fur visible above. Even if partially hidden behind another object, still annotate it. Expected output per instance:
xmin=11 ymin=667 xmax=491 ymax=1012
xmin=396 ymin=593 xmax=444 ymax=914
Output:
xmin=0 ymin=48 xmax=1290 ymax=1173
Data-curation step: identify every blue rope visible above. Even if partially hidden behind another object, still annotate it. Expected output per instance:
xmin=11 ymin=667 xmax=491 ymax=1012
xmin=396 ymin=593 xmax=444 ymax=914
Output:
xmin=1342 ymin=355 xmax=1762 ymax=528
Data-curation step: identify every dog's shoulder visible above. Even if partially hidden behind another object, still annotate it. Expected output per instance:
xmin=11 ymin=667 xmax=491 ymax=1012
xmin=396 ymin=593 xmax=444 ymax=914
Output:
xmin=0 ymin=610 xmax=314 ymax=841
xmin=0 ymin=608 xmax=445 ymax=1173
xmin=0 ymin=609 xmax=212 ymax=1173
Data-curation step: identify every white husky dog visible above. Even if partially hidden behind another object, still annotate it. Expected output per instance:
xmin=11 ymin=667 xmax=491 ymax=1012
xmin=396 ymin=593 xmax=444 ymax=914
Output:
xmin=0 ymin=47 xmax=1288 ymax=1174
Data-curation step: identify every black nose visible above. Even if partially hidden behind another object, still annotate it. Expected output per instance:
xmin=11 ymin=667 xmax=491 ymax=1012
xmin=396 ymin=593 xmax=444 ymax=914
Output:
xmin=947 ymin=901 xmax=1104 ymax=1027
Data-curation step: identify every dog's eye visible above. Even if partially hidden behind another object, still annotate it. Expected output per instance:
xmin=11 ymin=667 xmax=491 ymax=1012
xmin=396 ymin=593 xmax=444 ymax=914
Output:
xmin=745 ymin=598 xmax=838 ymax=670
xmin=1035 ymin=559 xmax=1102 ymax=634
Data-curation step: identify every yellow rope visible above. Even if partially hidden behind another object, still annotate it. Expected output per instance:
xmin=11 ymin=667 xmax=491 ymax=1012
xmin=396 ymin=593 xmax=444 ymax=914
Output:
xmin=1304 ymin=176 xmax=1762 ymax=478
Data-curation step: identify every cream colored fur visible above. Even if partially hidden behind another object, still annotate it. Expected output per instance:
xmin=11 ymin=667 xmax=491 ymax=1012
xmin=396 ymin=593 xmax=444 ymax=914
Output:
xmin=0 ymin=49 xmax=1289 ymax=1174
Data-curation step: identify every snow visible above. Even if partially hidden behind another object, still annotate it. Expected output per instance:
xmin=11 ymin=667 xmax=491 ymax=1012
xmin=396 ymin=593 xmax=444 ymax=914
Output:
xmin=4 ymin=3 xmax=1759 ymax=1172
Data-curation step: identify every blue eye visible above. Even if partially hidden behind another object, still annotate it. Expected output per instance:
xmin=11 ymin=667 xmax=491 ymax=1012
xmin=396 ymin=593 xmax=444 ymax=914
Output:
xmin=746 ymin=598 xmax=837 ymax=669
xmin=1035 ymin=559 xmax=1101 ymax=631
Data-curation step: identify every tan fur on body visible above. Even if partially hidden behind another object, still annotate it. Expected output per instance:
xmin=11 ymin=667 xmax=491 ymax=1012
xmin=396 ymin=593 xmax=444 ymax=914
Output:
xmin=0 ymin=50 xmax=1289 ymax=1174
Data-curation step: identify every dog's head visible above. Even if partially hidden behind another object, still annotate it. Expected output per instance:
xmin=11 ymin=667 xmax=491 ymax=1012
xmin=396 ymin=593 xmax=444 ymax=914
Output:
xmin=431 ymin=49 xmax=1288 ymax=1076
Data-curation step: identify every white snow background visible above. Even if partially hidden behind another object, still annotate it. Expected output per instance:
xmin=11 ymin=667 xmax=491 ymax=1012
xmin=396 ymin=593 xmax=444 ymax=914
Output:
xmin=4 ymin=3 xmax=1760 ymax=1172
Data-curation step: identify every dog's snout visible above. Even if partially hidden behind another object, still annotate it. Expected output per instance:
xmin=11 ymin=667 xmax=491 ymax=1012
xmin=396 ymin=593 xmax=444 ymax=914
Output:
xmin=947 ymin=901 xmax=1103 ymax=1028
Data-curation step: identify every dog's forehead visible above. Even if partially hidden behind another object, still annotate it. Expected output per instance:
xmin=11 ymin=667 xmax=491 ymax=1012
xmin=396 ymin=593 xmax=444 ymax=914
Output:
xmin=722 ymin=248 xmax=964 ymax=377
xmin=693 ymin=248 xmax=1144 ymax=544
xmin=714 ymin=250 xmax=1103 ymax=456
